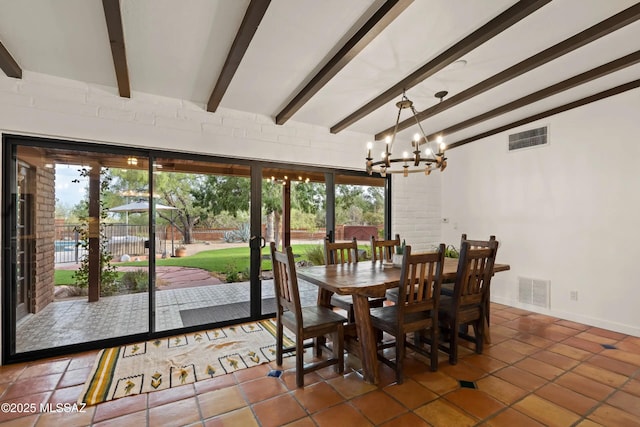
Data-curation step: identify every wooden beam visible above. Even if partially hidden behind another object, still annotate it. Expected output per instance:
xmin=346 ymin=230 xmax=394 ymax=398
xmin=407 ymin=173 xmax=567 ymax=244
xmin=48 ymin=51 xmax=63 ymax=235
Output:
xmin=427 ymin=50 xmax=640 ymax=141
xmin=275 ymin=0 xmax=413 ymax=125
xmin=330 ymin=0 xmax=551 ymax=134
xmin=207 ymin=0 xmax=271 ymax=113
xmin=378 ymin=2 xmax=640 ymax=140
xmin=447 ymin=79 xmax=640 ymax=150
xmin=102 ymin=0 xmax=130 ymax=98
xmin=0 ymin=40 xmax=22 ymax=78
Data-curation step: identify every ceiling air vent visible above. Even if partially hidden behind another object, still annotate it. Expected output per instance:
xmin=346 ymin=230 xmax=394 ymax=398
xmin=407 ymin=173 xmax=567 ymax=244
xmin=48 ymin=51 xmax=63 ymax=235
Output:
xmin=508 ymin=126 xmax=548 ymax=151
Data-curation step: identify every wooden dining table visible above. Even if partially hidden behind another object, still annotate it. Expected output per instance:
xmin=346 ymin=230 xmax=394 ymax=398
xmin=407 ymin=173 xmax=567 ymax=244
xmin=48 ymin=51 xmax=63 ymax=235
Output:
xmin=297 ymin=258 xmax=510 ymax=384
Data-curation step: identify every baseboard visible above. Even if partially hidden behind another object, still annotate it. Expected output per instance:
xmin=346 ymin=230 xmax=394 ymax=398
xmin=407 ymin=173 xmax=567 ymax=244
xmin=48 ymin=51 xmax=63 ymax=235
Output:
xmin=491 ymin=296 xmax=640 ymax=338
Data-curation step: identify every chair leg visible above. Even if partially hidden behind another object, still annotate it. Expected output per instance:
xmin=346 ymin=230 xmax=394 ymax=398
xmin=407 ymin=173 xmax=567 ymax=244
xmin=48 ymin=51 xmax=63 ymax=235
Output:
xmin=430 ymin=326 xmax=438 ymax=371
xmin=484 ymin=300 xmax=491 ymax=344
xmin=276 ymin=319 xmax=283 ymax=366
xmin=314 ymin=336 xmax=322 ymax=358
xmin=475 ymin=320 xmax=484 ymax=354
xmin=333 ymin=326 xmax=344 ymax=374
xmin=296 ymin=335 xmax=304 ymax=388
xmin=396 ymin=333 xmax=406 ymax=384
xmin=450 ymin=321 xmax=459 ymax=365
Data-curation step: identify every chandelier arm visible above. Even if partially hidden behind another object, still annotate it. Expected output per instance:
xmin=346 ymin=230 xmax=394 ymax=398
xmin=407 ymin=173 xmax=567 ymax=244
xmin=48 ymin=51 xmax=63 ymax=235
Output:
xmin=410 ymin=104 xmax=429 ymax=148
xmin=389 ymin=97 xmax=404 ymax=149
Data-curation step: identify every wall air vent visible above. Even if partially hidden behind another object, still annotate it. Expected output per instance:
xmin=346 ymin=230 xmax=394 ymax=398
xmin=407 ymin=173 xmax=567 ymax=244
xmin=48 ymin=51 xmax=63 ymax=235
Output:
xmin=518 ymin=276 xmax=550 ymax=309
xmin=508 ymin=126 xmax=548 ymax=151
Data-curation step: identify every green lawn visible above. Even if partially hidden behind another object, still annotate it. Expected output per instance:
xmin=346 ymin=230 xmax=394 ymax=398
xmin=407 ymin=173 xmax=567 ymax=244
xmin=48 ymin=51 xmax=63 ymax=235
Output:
xmin=54 ymin=269 xmax=77 ymax=286
xmin=120 ymin=244 xmax=319 ymax=271
xmin=54 ymin=270 xmax=126 ymax=286
xmin=54 ymin=244 xmax=322 ymax=286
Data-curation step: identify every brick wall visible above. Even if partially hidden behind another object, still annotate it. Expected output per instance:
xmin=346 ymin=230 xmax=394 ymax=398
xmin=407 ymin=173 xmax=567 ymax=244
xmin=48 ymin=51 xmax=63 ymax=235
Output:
xmin=0 ymin=72 xmax=367 ymax=171
xmin=391 ymin=172 xmax=442 ymax=252
xmin=33 ymin=166 xmax=55 ymax=312
xmin=343 ymin=225 xmax=380 ymax=242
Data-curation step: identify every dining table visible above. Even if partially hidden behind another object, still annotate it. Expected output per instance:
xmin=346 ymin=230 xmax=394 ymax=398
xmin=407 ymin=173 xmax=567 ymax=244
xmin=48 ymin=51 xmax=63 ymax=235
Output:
xmin=297 ymin=257 xmax=510 ymax=384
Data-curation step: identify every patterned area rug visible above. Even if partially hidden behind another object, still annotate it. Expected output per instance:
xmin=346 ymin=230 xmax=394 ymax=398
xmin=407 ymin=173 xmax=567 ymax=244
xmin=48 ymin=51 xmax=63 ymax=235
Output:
xmin=79 ymin=319 xmax=293 ymax=406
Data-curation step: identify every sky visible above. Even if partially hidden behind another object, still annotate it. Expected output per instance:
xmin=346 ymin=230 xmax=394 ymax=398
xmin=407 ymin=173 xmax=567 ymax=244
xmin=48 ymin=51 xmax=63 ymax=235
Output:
xmin=55 ymin=164 xmax=88 ymax=208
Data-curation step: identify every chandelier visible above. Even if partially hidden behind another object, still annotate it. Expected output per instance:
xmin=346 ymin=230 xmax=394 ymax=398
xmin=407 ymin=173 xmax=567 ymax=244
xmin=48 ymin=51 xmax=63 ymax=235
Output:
xmin=366 ymin=90 xmax=448 ymax=177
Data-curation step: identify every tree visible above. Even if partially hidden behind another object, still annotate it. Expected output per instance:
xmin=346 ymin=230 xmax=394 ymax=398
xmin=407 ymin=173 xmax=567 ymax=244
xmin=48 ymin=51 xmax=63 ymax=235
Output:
xmin=193 ymin=176 xmax=285 ymax=246
xmin=263 ymin=181 xmax=283 ymax=246
xmin=335 ymin=184 xmax=384 ymax=226
xmin=292 ymin=181 xmax=325 ymax=213
xmin=108 ymin=169 xmax=207 ymax=244
xmin=154 ymin=173 xmax=206 ymax=244
xmin=193 ymin=176 xmax=250 ymax=217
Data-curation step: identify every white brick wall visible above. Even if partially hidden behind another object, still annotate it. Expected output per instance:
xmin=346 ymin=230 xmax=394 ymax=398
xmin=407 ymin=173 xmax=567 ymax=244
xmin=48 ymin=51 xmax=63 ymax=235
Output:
xmin=391 ymin=171 xmax=442 ymax=252
xmin=0 ymin=72 xmax=445 ymax=245
xmin=0 ymin=71 xmax=367 ymax=171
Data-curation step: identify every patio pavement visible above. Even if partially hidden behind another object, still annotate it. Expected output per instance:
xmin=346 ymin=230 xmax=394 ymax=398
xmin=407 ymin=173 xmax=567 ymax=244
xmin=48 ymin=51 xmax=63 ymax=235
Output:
xmin=16 ymin=266 xmax=319 ymax=354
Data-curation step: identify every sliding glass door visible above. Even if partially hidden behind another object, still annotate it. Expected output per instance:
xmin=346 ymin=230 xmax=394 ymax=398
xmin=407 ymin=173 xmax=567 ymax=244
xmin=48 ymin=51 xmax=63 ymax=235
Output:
xmin=2 ymin=135 xmax=386 ymax=363
xmin=6 ymin=143 xmax=150 ymax=354
xmin=260 ymin=168 xmax=327 ymax=315
xmin=151 ymin=157 xmax=255 ymax=331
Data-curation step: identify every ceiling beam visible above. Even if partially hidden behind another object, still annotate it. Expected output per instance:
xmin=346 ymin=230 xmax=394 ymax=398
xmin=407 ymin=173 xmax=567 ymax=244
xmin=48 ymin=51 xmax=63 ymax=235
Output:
xmin=275 ymin=0 xmax=413 ymax=125
xmin=447 ymin=79 xmax=640 ymax=150
xmin=207 ymin=0 xmax=271 ymax=113
xmin=329 ymin=0 xmax=551 ymax=134
xmin=0 ymin=40 xmax=22 ymax=78
xmin=426 ymin=50 xmax=640 ymax=141
xmin=102 ymin=0 xmax=130 ymax=98
xmin=378 ymin=2 xmax=640 ymax=140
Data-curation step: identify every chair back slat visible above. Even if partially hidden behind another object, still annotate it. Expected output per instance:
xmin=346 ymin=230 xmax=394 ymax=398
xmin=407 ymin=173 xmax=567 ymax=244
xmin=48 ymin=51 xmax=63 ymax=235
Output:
xmin=371 ymin=233 xmax=401 ymax=263
xmin=398 ymin=244 xmax=445 ymax=315
xmin=324 ymin=237 xmax=358 ymax=266
xmin=270 ymin=242 xmax=302 ymax=323
xmin=454 ymin=241 xmax=498 ymax=306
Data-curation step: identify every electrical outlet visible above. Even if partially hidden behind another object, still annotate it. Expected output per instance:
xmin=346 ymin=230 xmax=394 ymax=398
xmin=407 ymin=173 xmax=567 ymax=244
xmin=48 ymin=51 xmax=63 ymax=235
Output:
xmin=570 ymin=290 xmax=578 ymax=301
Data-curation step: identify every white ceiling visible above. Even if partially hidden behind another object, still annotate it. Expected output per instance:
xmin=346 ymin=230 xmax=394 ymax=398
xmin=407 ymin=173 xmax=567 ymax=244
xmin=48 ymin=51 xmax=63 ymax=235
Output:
xmin=0 ymin=0 xmax=639 ymax=148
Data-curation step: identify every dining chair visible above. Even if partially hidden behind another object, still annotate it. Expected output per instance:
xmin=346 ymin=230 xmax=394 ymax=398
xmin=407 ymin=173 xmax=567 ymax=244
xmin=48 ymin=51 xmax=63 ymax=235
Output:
xmin=442 ymin=234 xmax=496 ymax=291
xmin=438 ymin=238 xmax=498 ymax=365
xmin=270 ymin=242 xmax=346 ymax=387
xmin=322 ymin=237 xmax=385 ymax=323
xmin=442 ymin=234 xmax=496 ymax=343
xmin=369 ymin=244 xmax=445 ymax=383
xmin=370 ymin=233 xmax=401 ymax=263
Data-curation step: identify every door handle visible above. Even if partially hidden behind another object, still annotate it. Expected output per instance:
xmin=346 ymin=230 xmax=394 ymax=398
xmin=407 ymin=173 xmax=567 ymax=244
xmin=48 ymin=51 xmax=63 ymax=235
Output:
xmin=250 ymin=235 xmax=266 ymax=249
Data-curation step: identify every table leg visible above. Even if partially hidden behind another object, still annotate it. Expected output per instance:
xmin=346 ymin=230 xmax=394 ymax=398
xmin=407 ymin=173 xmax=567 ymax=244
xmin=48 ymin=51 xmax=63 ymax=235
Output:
xmin=317 ymin=288 xmax=333 ymax=307
xmin=351 ymin=294 xmax=379 ymax=384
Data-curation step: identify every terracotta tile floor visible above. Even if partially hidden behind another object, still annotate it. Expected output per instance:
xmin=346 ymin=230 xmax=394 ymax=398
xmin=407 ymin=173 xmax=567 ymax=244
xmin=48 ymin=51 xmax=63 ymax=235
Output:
xmin=1 ymin=303 xmax=639 ymax=426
